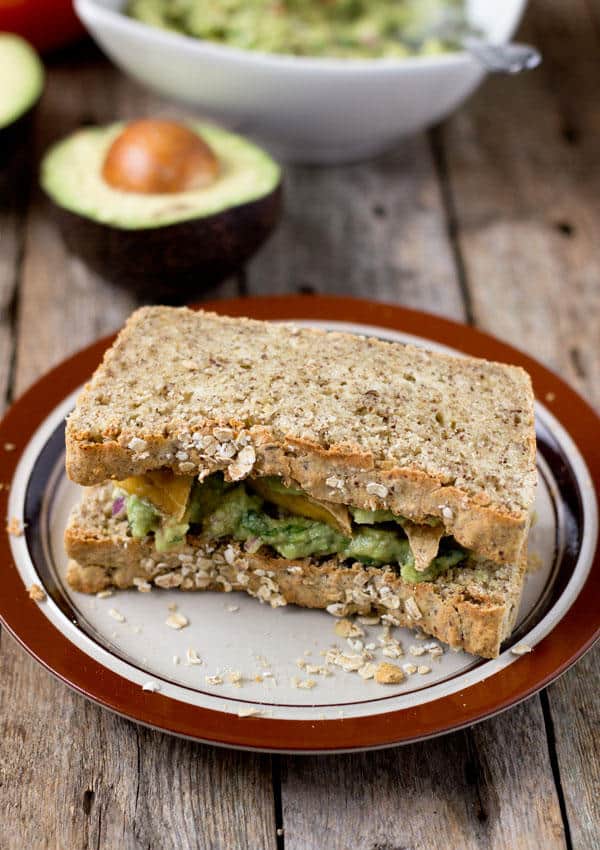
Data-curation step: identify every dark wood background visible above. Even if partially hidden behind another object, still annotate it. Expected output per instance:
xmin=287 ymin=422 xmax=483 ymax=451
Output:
xmin=0 ymin=1 xmax=598 ymax=847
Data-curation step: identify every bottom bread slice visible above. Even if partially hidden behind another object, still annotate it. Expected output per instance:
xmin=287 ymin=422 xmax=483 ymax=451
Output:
xmin=65 ymin=485 xmax=528 ymax=658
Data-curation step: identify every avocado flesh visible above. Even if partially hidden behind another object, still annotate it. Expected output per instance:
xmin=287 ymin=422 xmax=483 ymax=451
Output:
xmin=40 ymin=122 xmax=281 ymax=230
xmin=121 ymin=473 xmax=467 ymax=583
xmin=0 ymin=34 xmax=44 ymax=130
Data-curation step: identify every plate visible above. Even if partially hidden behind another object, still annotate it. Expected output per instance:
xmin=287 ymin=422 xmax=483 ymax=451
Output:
xmin=1 ymin=295 xmax=599 ymax=753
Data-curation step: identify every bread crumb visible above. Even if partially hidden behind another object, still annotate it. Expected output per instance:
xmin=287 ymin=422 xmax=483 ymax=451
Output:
xmin=108 ymin=608 xmax=125 ymax=623
xmin=205 ymin=674 xmax=223 ymax=685
xmin=403 ymin=663 xmax=418 ymax=675
xmin=96 ymin=589 xmax=113 ymax=599
xmin=409 ymin=645 xmax=426 ymax=656
xmin=375 ymin=662 xmax=405 ymax=684
xmin=165 ymin=612 xmax=189 ymax=630
xmin=133 ymin=577 xmax=152 ymax=592
xmin=3 ymin=442 xmax=16 ymax=452
xmin=417 ymin=665 xmax=432 ymax=675
xmin=142 ymin=680 xmax=160 ymax=692
xmin=511 ymin=643 xmax=533 ymax=656
xmin=228 ymin=671 xmax=243 ymax=686
xmin=28 ymin=583 xmax=46 ymax=602
xmin=334 ymin=618 xmax=364 ymax=638
xmin=6 ymin=517 xmax=24 ymax=536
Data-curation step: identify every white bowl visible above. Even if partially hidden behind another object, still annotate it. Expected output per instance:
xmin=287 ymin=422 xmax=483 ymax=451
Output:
xmin=75 ymin=0 xmax=528 ymax=164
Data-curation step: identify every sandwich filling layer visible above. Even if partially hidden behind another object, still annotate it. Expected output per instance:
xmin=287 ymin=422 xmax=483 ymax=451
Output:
xmin=114 ymin=471 xmax=468 ymax=583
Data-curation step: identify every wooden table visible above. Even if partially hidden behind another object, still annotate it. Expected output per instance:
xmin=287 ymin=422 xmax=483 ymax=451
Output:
xmin=1 ymin=2 xmax=598 ymax=847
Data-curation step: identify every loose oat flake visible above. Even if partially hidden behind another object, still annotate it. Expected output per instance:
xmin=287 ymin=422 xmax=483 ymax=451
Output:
xmin=186 ymin=647 xmax=202 ymax=665
xmin=165 ymin=613 xmax=189 ymax=630
xmin=237 ymin=706 xmax=262 ymax=717
xmin=511 ymin=643 xmax=533 ymax=656
xmin=108 ymin=608 xmax=125 ymax=623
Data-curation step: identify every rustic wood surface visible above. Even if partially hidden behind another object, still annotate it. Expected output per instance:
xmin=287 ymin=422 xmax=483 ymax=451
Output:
xmin=0 ymin=1 xmax=598 ymax=848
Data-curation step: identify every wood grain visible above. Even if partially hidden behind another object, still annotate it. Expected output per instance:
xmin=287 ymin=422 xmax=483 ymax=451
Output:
xmin=440 ymin=0 xmax=600 ymax=409
xmin=0 ymin=47 xmax=274 ymax=850
xmin=280 ymin=699 xmax=566 ymax=850
xmin=245 ymin=138 xmax=465 ymax=320
xmin=0 ymin=163 xmax=27 ymax=409
xmin=441 ymin=2 xmax=600 ymax=846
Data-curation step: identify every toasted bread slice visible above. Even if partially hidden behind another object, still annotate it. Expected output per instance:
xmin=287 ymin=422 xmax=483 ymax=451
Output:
xmin=65 ymin=485 xmax=528 ymax=658
xmin=66 ymin=306 xmax=536 ymax=565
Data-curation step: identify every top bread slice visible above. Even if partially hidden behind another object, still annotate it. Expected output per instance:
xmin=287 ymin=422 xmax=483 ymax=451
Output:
xmin=66 ymin=306 xmax=537 ymax=565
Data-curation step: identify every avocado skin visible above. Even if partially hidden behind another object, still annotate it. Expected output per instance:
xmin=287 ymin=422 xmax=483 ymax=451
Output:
xmin=0 ymin=106 xmax=36 ymax=170
xmin=52 ymin=183 xmax=282 ymax=302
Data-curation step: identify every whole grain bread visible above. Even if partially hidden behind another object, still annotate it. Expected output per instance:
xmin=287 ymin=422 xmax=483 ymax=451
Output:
xmin=65 ymin=485 xmax=528 ymax=658
xmin=66 ymin=306 xmax=537 ymax=565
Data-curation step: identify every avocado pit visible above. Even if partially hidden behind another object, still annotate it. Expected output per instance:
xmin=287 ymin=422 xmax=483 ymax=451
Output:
xmin=102 ymin=119 xmax=220 ymax=194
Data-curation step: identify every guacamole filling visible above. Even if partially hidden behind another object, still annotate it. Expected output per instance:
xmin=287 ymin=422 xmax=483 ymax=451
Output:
xmin=127 ymin=0 xmax=476 ymax=60
xmin=114 ymin=472 xmax=468 ymax=584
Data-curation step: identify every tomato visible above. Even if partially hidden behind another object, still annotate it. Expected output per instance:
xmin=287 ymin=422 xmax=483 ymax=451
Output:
xmin=0 ymin=0 xmax=85 ymax=53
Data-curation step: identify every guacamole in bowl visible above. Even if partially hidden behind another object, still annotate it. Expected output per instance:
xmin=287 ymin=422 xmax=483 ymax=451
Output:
xmin=126 ymin=0 xmax=476 ymax=60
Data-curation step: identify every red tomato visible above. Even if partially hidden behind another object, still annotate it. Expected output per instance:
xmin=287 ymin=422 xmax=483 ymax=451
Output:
xmin=0 ymin=0 xmax=85 ymax=53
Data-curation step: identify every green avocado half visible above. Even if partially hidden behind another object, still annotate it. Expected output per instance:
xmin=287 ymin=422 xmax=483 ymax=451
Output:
xmin=0 ymin=34 xmax=44 ymax=166
xmin=40 ymin=122 xmax=282 ymax=300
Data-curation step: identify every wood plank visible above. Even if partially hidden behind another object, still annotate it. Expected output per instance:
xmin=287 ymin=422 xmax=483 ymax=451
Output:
xmin=0 ymin=163 xmax=27 ymax=410
xmin=440 ymin=0 xmax=600 ymax=409
xmin=441 ymin=1 xmax=600 ymax=846
xmin=281 ymin=699 xmax=566 ymax=850
xmin=0 ymin=633 xmax=276 ymax=850
xmin=245 ymin=138 xmax=465 ymax=320
xmin=0 ymin=46 xmax=274 ymax=850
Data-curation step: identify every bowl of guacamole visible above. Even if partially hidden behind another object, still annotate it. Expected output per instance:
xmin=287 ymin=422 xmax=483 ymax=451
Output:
xmin=74 ymin=0 xmax=529 ymax=162
xmin=125 ymin=0 xmax=477 ymax=61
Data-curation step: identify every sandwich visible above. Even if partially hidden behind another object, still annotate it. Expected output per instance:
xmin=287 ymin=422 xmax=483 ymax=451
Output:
xmin=64 ymin=306 xmax=537 ymax=658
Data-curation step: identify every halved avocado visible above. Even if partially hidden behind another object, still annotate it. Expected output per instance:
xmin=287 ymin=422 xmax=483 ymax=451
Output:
xmin=0 ymin=33 xmax=44 ymax=166
xmin=40 ymin=122 xmax=282 ymax=301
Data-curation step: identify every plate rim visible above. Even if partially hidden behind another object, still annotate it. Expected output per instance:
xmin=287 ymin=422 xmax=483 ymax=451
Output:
xmin=1 ymin=294 xmax=599 ymax=753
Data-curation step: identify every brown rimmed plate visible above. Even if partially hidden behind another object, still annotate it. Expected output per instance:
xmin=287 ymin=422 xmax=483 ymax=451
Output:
xmin=1 ymin=295 xmax=598 ymax=753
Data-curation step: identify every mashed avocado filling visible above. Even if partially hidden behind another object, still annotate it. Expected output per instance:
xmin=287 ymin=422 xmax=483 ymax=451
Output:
xmin=118 ymin=472 xmax=467 ymax=583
